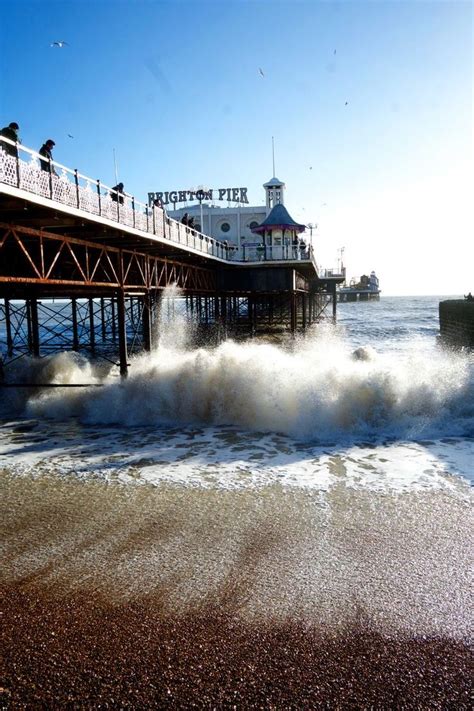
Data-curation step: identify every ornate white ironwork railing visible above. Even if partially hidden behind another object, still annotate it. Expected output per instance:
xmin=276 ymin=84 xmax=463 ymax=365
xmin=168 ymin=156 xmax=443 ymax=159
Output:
xmin=227 ymin=242 xmax=319 ymax=270
xmin=0 ymin=138 xmax=230 ymax=261
xmin=0 ymin=137 xmax=322 ymax=272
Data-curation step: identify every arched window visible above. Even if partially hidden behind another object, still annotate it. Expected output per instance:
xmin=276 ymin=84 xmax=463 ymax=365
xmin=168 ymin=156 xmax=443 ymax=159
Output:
xmin=249 ymin=221 xmax=259 ymax=230
xmin=220 ymin=222 xmax=230 ymax=233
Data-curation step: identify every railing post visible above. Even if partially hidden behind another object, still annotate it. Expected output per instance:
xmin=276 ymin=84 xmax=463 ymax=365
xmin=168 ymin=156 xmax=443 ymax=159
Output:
xmin=48 ymin=160 xmax=54 ymax=198
xmin=146 ymin=205 xmax=149 ymax=232
xmin=152 ymin=206 xmax=156 ymax=234
xmin=96 ymin=179 xmax=101 ymax=215
xmin=74 ymin=169 xmax=80 ymax=208
xmin=132 ymin=196 xmax=135 ymax=228
xmin=15 ymin=147 xmax=20 ymax=187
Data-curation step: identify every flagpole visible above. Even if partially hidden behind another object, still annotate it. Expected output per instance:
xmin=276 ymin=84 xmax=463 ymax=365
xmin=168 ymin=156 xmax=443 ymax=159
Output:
xmin=113 ymin=148 xmax=118 ymax=184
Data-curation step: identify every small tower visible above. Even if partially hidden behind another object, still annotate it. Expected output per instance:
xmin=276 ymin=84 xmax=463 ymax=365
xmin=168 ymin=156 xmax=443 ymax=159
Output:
xmin=263 ymin=176 xmax=286 ymax=209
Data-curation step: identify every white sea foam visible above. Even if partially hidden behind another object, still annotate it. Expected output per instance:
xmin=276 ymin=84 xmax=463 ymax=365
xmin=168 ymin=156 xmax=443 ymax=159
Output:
xmin=16 ymin=327 xmax=473 ymax=444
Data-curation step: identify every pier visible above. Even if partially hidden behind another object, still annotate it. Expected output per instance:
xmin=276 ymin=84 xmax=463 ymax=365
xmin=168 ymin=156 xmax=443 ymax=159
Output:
xmin=0 ymin=138 xmax=343 ymax=376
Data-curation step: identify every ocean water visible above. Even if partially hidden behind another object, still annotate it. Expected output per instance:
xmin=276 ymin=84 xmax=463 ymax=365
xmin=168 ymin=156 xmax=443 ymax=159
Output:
xmin=1 ymin=294 xmax=473 ymax=705
xmin=1 ymin=295 xmax=473 ymax=493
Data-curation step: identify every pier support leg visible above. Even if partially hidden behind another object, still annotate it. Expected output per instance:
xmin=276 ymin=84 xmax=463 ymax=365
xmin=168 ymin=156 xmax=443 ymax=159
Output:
xmin=142 ymin=292 xmax=152 ymax=352
xmin=100 ymin=298 xmax=106 ymax=342
xmin=302 ymin=293 xmax=307 ymax=330
xmin=5 ymin=299 xmax=13 ymax=357
xmin=111 ymin=297 xmax=117 ymax=343
xmin=30 ymin=298 xmax=40 ymax=357
xmin=117 ymin=290 xmax=128 ymax=378
xmin=331 ymin=283 xmax=337 ymax=322
xmin=88 ymin=298 xmax=96 ymax=355
xmin=290 ymin=293 xmax=297 ymax=335
xmin=71 ymin=298 xmax=79 ymax=351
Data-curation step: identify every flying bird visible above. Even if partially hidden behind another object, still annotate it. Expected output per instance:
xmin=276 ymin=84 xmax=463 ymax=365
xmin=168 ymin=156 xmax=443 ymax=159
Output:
xmin=67 ymin=134 xmax=74 ymax=139
xmin=345 ymin=101 xmax=349 ymax=105
xmin=258 ymin=67 xmax=265 ymax=77
xmin=333 ymin=49 xmax=337 ymax=55
xmin=51 ymin=41 xmax=69 ymax=48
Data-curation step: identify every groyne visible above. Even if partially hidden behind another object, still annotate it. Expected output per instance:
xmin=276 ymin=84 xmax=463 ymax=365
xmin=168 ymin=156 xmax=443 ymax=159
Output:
xmin=439 ymin=299 xmax=474 ymax=348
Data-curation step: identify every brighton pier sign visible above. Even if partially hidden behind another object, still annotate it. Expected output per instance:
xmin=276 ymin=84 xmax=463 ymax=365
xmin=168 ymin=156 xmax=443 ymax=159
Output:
xmin=148 ymin=187 xmax=249 ymax=207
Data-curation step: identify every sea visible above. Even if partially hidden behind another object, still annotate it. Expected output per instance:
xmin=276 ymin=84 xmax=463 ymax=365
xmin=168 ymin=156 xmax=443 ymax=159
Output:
xmin=1 ymin=294 xmax=473 ymax=706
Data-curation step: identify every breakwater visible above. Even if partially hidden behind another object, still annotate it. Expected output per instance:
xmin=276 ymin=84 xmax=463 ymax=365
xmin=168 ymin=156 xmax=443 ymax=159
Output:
xmin=439 ymin=299 xmax=474 ymax=348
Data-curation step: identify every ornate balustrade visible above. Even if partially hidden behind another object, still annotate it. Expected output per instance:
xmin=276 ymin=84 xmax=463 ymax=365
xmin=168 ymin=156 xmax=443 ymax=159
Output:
xmin=0 ymin=137 xmax=322 ymax=273
xmin=0 ymin=138 xmax=229 ymax=261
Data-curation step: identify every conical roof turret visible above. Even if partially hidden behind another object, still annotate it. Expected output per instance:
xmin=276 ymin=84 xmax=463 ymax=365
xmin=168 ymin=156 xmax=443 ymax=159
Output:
xmin=252 ymin=203 xmax=305 ymax=234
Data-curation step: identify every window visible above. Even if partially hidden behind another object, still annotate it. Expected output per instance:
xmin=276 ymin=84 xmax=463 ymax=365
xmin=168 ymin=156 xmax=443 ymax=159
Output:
xmin=220 ymin=222 xmax=230 ymax=233
xmin=249 ymin=221 xmax=259 ymax=230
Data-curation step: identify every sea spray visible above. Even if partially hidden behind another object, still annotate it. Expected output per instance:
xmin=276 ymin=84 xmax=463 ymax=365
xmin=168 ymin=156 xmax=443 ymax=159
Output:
xmin=17 ymin=327 xmax=473 ymax=442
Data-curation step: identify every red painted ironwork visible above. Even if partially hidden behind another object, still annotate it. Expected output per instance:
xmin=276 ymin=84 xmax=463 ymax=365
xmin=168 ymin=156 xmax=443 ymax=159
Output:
xmin=0 ymin=223 xmax=216 ymax=294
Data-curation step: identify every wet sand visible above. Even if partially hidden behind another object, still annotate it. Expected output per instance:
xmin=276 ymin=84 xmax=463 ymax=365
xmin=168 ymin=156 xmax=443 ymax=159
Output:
xmin=1 ymin=474 xmax=472 ymax=708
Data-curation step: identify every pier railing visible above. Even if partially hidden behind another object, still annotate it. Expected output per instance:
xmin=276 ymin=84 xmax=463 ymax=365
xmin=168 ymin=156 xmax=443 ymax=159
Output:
xmin=0 ymin=138 xmax=230 ymax=260
xmin=0 ymin=137 xmax=321 ymax=273
xmin=227 ymin=242 xmax=318 ymax=267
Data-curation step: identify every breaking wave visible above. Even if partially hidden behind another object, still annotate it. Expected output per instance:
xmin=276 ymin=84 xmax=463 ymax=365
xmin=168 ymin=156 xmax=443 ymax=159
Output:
xmin=5 ymin=327 xmax=473 ymax=444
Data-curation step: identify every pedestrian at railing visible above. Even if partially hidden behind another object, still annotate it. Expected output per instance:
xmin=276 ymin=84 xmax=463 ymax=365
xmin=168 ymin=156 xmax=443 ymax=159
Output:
xmin=39 ymin=139 xmax=58 ymax=175
xmin=110 ymin=182 xmax=125 ymax=204
xmin=0 ymin=122 xmax=20 ymax=157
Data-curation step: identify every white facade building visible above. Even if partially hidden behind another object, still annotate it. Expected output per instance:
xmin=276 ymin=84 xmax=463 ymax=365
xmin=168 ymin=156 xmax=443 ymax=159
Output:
xmin=168 ymin=176 xmax=287 ymax=249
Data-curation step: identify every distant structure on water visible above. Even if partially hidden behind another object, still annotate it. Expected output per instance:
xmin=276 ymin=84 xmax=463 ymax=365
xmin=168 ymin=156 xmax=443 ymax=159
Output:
xmin=338 ymin=271 xmax=381 ymax=302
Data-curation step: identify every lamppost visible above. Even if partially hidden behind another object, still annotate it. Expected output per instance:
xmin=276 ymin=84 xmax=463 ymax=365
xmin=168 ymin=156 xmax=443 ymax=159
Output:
xmin=194 ymin=185 xmax=211 ymax=232
xmin=306 ymin=222 xmax=318 ymax=248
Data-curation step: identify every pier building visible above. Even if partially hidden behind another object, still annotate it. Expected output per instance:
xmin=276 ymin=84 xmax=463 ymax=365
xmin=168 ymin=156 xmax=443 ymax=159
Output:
xmin=0 ymin=136 xmax=343 ymax=379
xmin=162 ymin=175 xmax=291 ymax=259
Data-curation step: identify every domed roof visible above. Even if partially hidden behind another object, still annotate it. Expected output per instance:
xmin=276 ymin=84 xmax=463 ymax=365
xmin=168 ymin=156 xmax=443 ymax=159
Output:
xmin=252 ymin=203 xmax=305 ymax=234
xmin=263 ymin=176 xmax=286 ymax=188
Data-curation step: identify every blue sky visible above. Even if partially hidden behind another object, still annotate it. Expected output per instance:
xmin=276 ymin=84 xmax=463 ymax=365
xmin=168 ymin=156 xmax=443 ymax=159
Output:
xmin=1 ymin=0 xmax=472 ymax=294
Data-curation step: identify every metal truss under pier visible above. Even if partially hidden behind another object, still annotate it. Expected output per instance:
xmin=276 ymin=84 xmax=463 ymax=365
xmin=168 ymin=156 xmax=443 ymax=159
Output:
xmin=0 ymin=289 xmax=333 ymax=379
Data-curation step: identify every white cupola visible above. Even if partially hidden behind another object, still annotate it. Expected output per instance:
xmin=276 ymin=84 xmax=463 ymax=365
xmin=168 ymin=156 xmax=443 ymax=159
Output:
xmin=263 ymin=176 xmax=286 ymax=209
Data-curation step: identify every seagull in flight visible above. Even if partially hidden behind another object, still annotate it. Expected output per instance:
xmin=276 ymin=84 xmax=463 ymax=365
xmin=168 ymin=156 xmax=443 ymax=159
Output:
xmin=67 ymin=134 xmax=74 ymax=139
xmin=51 ymin=40 xmax=69 ymax=48
xmin=258 ymin=67 xmax=265 ymax=77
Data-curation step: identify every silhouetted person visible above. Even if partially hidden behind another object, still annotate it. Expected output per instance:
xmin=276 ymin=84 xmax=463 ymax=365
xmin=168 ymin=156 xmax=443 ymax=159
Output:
xmin=0 ymin=122 xmax=20 ymax=157
xmin=187 ymin=216 xmax=195 ymax=229
xmin=39 ymin=139 xmax=58 ymax=174
xmin=181 ymin=212 xmax=189 ymax=225
xmin=111 ymin=182 xmax=124 ymax=205
xmin=465 ymin=292 xmax=473 ymax=301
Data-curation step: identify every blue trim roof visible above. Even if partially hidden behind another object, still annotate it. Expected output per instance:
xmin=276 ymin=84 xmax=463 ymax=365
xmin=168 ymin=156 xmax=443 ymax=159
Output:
xmin=252 ymin=203 xmax=305 ymax=234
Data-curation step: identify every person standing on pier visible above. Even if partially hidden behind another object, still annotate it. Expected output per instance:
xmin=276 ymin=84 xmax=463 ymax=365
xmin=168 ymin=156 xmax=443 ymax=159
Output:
xmin=111 ymin=182 xmax=124 ymax=204
xmin=39 ymin=139 xmax=58 ymax=175
xmin=0 ymin=122 xmax=20 ymax=157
